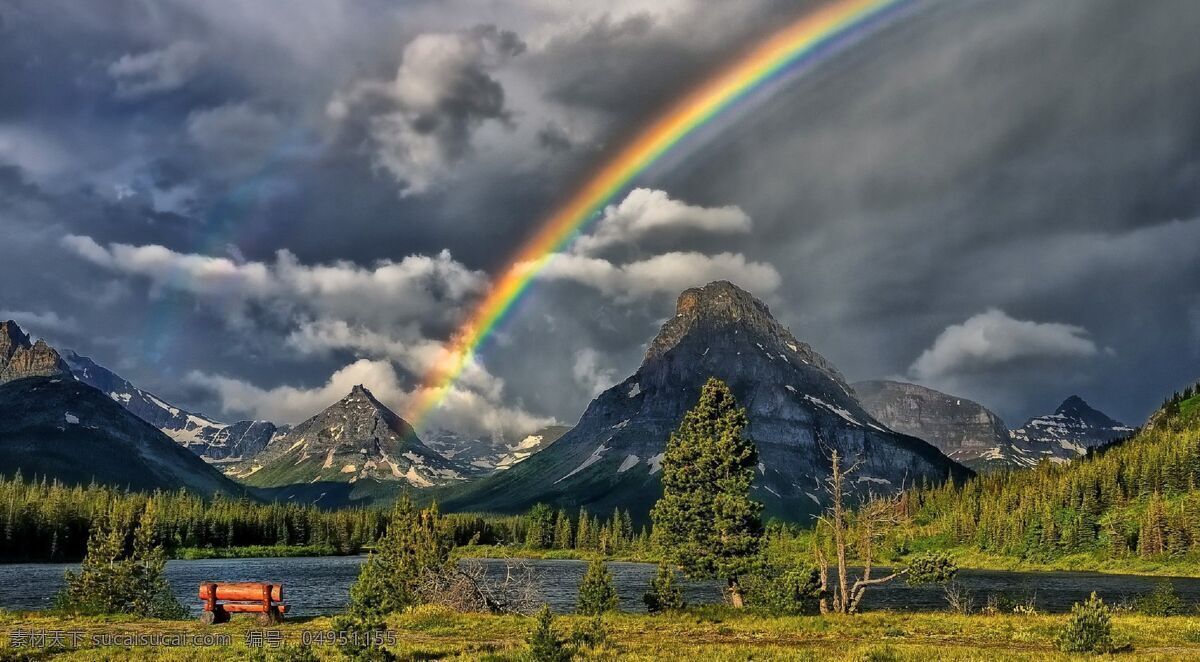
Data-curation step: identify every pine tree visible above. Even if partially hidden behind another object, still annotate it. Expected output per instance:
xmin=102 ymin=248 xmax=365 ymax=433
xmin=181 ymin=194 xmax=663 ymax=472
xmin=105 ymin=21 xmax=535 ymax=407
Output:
xmin=527 ymin=605 xmax=571 ymax=662
xmin=525 ymin=503 xmax=555 ymax=549
xmin=575 ymin=509 xmax=591 ymax=551
xmin=643 ymin=563 xmax=685 ymax=613
xmin=650 ymin=378 xmax=763 ymax=606
xmin=553 ymin=510 xmax=573 ymax=550
xmin=577 ymin=558 xmax=618 ymax=615
xmin=344 ymin=497 xmax=452 ymax=624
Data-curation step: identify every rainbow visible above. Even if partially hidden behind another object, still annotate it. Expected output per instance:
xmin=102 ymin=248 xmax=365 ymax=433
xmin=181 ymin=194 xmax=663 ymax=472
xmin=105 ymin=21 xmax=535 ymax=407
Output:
xmin=407 ymin=0 xmax=911 ymax=425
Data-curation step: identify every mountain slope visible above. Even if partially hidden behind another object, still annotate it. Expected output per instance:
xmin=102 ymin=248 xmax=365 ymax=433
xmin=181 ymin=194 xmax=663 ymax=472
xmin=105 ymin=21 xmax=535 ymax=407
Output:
xmin=0 ymin=321 xmax=70 ymax=384
xmin=0 ymin=377 xmax=241 ymax=495
xmin=63 ymin=351 xmax=277 ymax=461
xmin=1009 ymin=395 xmax=1132 ymax=463
xmin=230 ymin=385 xmax=469 ymax=489
xmin=854 ymin=380 xmax=1018 ymax=472
xmin=441 ymin=281 xmax=970 ymax=521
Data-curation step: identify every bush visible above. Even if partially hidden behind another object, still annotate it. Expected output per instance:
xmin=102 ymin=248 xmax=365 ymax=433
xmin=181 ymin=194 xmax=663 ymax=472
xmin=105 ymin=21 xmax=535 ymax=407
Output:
xmin=577 ymin=558 xmax=618 ymax=615
xmin=905 ymin=552 xmax=958 ymax=586
xmin=1056 ymin=592 xmax=1126 ymax=654
xmin=1133 ymin=580 xmax=1188 ymax=616
xmin=55 ymin=504 xmax=186 ymax=619
xmin=742 ymin=564 xmax=821 ymax=615
xmin=527 ymin=605 xmax=572 ymax=662
xmin=643 ymin=564 xmax=685 ymax=613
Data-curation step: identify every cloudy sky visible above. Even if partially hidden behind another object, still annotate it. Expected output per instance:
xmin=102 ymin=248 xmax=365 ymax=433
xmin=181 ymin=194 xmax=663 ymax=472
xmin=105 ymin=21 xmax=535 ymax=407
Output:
xmin=2 ymin=0 xmax=1199 ymax=439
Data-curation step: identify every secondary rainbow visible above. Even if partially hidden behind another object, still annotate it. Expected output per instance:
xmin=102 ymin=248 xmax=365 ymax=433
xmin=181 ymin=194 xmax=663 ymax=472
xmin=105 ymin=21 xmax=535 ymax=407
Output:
xmin=407 ymin=0 xmax=910 ymax=424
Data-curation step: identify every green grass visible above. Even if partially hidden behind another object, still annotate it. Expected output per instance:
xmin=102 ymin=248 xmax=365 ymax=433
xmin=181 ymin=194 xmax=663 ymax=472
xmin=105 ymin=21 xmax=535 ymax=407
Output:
xmin=1180 ymin=395 xmax=1200 ymax=422
xmin=6 ymin=606 xmax=1200 ymax=660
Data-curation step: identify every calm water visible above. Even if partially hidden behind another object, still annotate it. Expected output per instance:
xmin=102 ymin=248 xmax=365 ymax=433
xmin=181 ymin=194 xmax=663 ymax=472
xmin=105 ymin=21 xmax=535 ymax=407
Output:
xmin=2 ymin=556 xmax=1199 ymax=617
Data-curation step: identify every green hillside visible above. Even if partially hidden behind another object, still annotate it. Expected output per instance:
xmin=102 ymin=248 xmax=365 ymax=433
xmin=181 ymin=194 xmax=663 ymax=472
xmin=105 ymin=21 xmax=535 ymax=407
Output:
xmin=901 ymin=381 xmax=1200 ymax=568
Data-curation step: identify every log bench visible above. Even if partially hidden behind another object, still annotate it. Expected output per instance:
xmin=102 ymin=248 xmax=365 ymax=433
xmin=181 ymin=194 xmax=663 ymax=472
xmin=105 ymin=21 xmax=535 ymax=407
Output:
xmin=198 ymin=582 xmax=288 ymax=625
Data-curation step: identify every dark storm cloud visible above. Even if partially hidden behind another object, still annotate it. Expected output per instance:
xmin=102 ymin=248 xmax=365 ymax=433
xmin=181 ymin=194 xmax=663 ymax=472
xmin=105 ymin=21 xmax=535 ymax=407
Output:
xmin=1 ymin=0 xmax=1198 ymax=436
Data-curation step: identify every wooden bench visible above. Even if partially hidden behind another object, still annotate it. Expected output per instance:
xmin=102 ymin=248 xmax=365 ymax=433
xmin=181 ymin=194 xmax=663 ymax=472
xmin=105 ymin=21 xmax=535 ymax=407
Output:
xmin=198 ymin=582 xmax=288 ymax=625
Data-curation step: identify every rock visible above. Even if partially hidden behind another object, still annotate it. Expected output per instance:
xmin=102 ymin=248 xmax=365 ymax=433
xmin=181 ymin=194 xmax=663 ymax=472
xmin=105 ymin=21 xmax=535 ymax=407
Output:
xmin=0 ymin=321 xmax=70 ymax=384
xmin=854 ymin=380 xmax=1017 ymax=472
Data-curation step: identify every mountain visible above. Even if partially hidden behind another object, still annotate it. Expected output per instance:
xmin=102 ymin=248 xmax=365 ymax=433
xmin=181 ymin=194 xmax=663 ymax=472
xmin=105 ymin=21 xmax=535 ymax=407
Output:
xmin=229 ymin=385 xmax=470 ymax=489
xmin=0 ymin=321 xmax=70 ymax=384
xmin=425 ymin=425 xmax=571 ymax=473
xmin=0 ymin=376 xmax=241 ymax=495
xmin=440 ymin=281 xmax=971 ymax=521
xmin=1009 ymin=395 xmax=1133 ymax=463
xmin=854 ymin=380 xmax=1021 ymax=471
xmin=62 ymin=351 xmax=278 ymax=461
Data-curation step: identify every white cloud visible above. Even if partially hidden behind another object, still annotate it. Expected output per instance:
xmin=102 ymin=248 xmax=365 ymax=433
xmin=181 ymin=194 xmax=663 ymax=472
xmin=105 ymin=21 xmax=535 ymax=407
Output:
xmin=188 ymin=359 xmax=408 ymax=425
xmin=533 ymin=251 xmax=780 ymax=300
xmin=108 ymin=41 xmax=204 ymax=99
xmin=0 ymin=310 xmax=78 ymax=336
xmin=189 ymin=358 xmax=554 ymax=439
xmin=63 ymin=234 xmax=551 ymax=438
xmin=328 ymin=26 xmax=525 ymax=195
xmin=572 ymin=348 xmax=617 ymax=395
xmin=572 ymin=188 xmax=751 ymax=255
xmin=911 ymin=309 xmax=1101 ymax=380
xmin=61 ymin=235 xmax=485 ymax=329
xmin=284 ymin=319 xmax=504 ymax=400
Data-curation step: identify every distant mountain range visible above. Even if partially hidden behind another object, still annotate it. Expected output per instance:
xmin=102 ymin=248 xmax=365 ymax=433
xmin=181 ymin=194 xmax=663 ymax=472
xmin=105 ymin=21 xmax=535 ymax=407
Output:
xmin=857 ymin=380 xmax=1131 ymax=471
xmin=440 ymin=281 xmax=971 ymax=521
xmin=0 ymin=288 xmax=1150 ymax=516
xmin=62 ymin=351 xmax=279 ymax=461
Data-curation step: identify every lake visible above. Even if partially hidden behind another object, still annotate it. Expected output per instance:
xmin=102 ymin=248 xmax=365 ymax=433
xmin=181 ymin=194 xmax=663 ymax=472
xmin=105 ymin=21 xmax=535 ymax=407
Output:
xmin=2 ymin=556 xmax=1199 ymax=617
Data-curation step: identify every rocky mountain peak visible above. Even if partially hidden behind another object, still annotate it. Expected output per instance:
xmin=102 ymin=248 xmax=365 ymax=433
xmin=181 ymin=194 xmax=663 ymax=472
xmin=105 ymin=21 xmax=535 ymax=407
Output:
xmin=0 ymin=320 xmax=31 ymax=359
xmin=444 ymin=283 xmax=969 ymax=521
xmin=1054 ymin=395 xmax=1122 ymax=427
xmin=229 ymin=383 xmax=468 ymax=489
xmin=0 ymin=320 xmax=70 ymax=385
xmin=645 ymin=281 xmax=841 ymax=378
xmin=1011 ymin=395 xmax=1131 ymax=460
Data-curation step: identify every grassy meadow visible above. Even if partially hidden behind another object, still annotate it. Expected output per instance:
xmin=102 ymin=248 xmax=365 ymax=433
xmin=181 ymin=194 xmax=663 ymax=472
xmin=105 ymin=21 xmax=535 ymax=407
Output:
xmin=4 ymin=606 xmax=1200 ymax=660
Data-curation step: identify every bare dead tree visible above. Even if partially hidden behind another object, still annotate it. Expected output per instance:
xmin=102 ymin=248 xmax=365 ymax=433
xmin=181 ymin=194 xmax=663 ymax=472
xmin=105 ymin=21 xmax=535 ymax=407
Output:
xmin=416 ymin=559 xmax=540 ymax=615
xmin=813 ymin=449 xmax=912 ymax=614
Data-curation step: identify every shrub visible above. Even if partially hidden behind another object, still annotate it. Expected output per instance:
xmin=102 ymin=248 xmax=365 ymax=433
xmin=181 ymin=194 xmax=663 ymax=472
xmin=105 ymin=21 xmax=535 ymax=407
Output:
xmin=643 ymin=564 xmax=685 ymax=613
xmin=1056 ymin=592 xmax=1126 ymax=654
xmin=1134 ymin=580 xmax=1187 ymax=616
xmin=527 ymin=605 xmax=572 ymax=662
xmin=905 ymin=552 xmax=958 ymax=586
xmin=577 ymin=558 xmax=618 ymax=615
xmin=742 ymin=564 xmax=821 ymax=615
xmin=55 ymin=504 xmax=186 ymax=619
